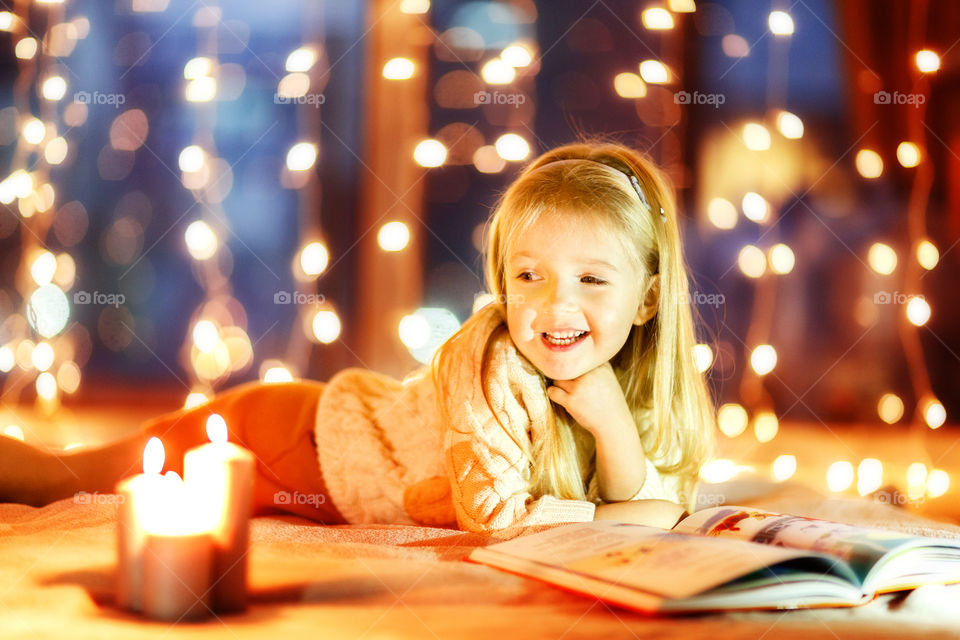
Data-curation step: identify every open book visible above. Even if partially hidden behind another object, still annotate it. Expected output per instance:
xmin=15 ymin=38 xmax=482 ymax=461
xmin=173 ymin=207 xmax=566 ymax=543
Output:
xmin=466 ymin=505 xmax=960 ymax=614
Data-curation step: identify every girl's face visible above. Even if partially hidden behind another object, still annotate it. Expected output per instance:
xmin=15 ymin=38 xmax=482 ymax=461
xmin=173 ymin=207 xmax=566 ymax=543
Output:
xmin=504 ymin=213 xmax=654 ymax=381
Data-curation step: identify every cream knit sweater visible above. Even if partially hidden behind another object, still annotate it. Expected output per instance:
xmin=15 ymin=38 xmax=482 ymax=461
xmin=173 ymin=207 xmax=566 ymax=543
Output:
xmin=313 ymin=303 xmax=684 ymax=538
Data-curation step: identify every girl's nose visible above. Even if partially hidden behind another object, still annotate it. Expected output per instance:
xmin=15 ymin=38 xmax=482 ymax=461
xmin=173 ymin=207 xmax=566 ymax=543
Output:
xmin=543 ymin=281 xmax=579 ymax=314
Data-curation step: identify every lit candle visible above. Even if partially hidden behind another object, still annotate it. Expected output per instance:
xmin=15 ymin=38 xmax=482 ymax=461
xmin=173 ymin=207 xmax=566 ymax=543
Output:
xmin=184 ymin=414 xmax=255 ymax=613
xmin=115 ymin=436 xmax=166 ymax=612
xmin=141 ymin=472 xmax=214 ymax=622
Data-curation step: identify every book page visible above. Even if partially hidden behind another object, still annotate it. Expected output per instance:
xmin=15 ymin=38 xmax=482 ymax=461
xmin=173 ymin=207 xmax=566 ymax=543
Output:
xmin=474 ymin=520 xmax=821 ymax=600
xmin=674 ymin=506 xmax=916 ymax=583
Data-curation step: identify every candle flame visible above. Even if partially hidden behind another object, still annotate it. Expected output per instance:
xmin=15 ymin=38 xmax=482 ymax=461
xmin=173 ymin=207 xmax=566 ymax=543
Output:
xmin=143 ymin=436 xmax=164 ymax=475
xmin=206 ymin=413 xmax=228 ymax=444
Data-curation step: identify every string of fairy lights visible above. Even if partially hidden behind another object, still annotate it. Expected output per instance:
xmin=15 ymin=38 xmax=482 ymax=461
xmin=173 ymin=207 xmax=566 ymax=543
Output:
xmin=621 ymin=3 xmax=948 ymax=501
xmin=0 ymin=1 xmax=86 ymax=424
xmin=0 ymin=1 xmax=951 ymax=502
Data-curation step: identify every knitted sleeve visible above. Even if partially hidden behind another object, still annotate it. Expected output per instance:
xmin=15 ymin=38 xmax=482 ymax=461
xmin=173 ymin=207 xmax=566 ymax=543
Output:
xmin=443 ymin=331 xmax=596 ymax=539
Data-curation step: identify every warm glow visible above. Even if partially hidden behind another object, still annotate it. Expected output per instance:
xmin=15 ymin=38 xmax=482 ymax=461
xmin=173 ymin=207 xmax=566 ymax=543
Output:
xmin=826 ymin=461 xmax=854 ymax=492
xmin=501 ymin=44 xmax=533 ymax=68
xmin=915 ymin=50 xmax=940 ymax=73
xmin=742 ymin=122 xmax=771 ymax=151
xmin=905 ymin=296 xmax=930 ymax=326
xmin=2 ymin=425 xmax=25 ymax=441
xmin=183 ymin=57 xmax=212 ymax=79
xmin=42 ymin=76 xmax=67 ymax=101
xmin=413 ymin=139 xmax=447 ymax=167
xmin=184 ymin=220 xmax=218 ymax=260
xmin=737 ymin=244 xmax=766 ymax=278
xmin=717 ymin=403 xmax=748 ymax=438
xmin=286 ymin=47 xmax=317 ymax=73
xmin=668 ymin=0 xmax=696 ymax=11
xmin=641 ymin=8 xmax=674 ymax=29
xmin=15 ymin=37 xmax=37 ymax=59
xmin=638 ymin=60 xmax=669 ymax=84
xmin=753 ymin=412 xmax=778 ymax=443
xmin=382 ymin=57 xmax=415 ymax=80
xmin=692 ymin=343 xmax=713 ymax=373
xmin=707 ymin=197 xmax=737 ymax=229
xmin=494 ymin=133 xmax=530 ymax=161
xmin=741 ymin=192 xmax=769 ymax=223
xmin=927 ymin=469 xmax=949 ymax=498
xmin=31 ymin=342 xmax=55 ymax=372
xmin=768 ymin=10 xmax=794 ymax=36
xmin=205 ymin=413 xmax=228 ymax=444
xmin=23 ymin=118 xmax=46 ymax=144
xmin=922 ymin=397 xmax=946 ymax=429
xmin=398 ymin=313 xmax=430 ymax=349
xmin=0 ymin=346 xmax=13 ymax=372
xmin=700 ymin=459 xmax=739 ymax=483
xmin=299 ymin=241 xmax=329 ymax=276
xmin=916 ymin=240 xmax=939 ymax=270
xmin=184 ymin=392 xmax=209 ymax=409
xmin=907 ymin=462 xmax=928 ymax=489
xmin=286 ymin=142 xmax=318 ymax=171
xmin=192 ymin=320 xmax=219 ymax=353
xmin=857 ymin=458 xmax=883 ymax=495
xmin=378 ymin=221 xmax=411 ymax=251
xmin=31 ymin=251 xmax=57 ymax=285
xmin=185 ymin=77 xmax=217 ymax=102
xmin=143 ymin=437 xmax=164 ymax=474
xmin=480 ymin=58 xmax=515 ymax=85
xmin=896 ymin=141 xmax=921 ymax=168
xmin=45 ymin=137 xmax=68 ymax=165
xmin=401 ymin=0 xmax=430 ymax=14
xmin=877 ymin=393 xmax=904 ymax=424
xmin=263 ymin=366 xmax=294 ymax=383
xmin=855 ymin=149 xmax=883 ymax=178
xmin=750 ymin=344 xmax=777 ymax=375
xmin=312 ymin=310 xmax=341 ymax=344
xmin=769 ymin=243 xmax=795 ymax=274
xmin=614 ymin=72 xmax=647 ymax=99
xmin=178 ymin=145 xmax=205 ymax=172
xmin=0 ymin=12 xmax=14 ymax=31
xmin=721 ymin=34 xmax=750 ymax=58
xmin=772 ymin=455 xmax=796 ymax=482
xmin=867 ymin=242 xmax=897 ymax=275
xmin=776 ymin=111 xmax=803 ymax=139
xmin=57 ymin=361 xmax=81 ymax=395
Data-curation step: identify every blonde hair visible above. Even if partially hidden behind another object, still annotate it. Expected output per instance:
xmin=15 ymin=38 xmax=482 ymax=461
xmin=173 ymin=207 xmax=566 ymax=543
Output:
xmin=432 ymin=140 xmax=716 ymax=513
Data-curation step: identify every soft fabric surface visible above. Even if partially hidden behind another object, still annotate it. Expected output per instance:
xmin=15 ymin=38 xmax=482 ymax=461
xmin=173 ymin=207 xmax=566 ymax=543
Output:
xmin=3 ymin=479 xmax=960 ymax=639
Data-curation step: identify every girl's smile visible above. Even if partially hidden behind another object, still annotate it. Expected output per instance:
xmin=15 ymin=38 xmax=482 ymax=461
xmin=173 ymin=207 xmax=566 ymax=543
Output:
xmin=504 ymin=213 xmax=656 ymax=381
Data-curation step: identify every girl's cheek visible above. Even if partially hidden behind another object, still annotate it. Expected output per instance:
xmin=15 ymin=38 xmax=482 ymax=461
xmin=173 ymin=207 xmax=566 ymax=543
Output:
xmin=518 ymin=308 xmax=536 ymax=342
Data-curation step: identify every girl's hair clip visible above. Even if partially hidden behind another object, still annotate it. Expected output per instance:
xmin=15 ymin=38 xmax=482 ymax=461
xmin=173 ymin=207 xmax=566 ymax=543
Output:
xmin=627 ymin=172 xmax=667 ymax=222
xmin=627 ymin=173 xmax=650 ymax=209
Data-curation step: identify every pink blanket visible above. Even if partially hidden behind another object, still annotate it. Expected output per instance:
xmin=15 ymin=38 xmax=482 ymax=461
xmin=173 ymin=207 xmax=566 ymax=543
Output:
xmin=3 ymin=479 xmax=960 ymax=639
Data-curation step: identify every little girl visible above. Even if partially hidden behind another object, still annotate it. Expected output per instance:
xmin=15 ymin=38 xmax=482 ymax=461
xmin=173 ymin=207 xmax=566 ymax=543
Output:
xmin=0 ymin=141 xmax=716 ymax=539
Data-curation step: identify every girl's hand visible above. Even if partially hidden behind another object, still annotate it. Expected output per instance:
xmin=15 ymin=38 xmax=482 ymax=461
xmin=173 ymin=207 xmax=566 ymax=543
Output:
xmin=546 ymin=362 xmax=635 ymax=441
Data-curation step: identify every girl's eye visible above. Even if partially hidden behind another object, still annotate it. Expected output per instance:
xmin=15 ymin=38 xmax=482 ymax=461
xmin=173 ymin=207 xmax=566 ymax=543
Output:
xmin=516 ymin=271 xmax=536 ymax=281
xmin=581 ymin=275 xmax=607 ymax=285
